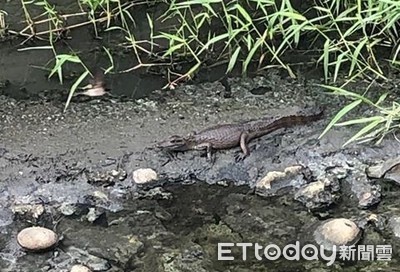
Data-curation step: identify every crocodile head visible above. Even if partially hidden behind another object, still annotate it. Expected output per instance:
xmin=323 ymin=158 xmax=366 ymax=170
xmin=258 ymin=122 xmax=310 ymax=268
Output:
xmin=155 ymin=135 xmax=189 ymax=152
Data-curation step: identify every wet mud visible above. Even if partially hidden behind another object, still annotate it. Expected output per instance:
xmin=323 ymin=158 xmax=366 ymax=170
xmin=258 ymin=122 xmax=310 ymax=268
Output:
xmin=2 ymin=68 xmax=400 ymax=271
xmin=2 ymin=1 xmax=400 ymax=271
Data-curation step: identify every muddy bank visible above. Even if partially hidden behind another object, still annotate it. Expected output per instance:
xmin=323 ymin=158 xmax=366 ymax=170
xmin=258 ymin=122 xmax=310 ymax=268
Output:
xmin=2 ymin=69 xmax=400 ymax=271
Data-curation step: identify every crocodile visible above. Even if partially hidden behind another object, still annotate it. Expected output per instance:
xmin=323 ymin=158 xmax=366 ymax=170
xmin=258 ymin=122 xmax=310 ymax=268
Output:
xmin=156 ymin=109 xmax=324 ymax=161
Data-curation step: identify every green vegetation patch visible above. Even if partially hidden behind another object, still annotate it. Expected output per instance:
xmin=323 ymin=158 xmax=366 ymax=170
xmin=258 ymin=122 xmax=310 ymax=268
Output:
xmin=3 ymin=0 xmax=400 ymax=145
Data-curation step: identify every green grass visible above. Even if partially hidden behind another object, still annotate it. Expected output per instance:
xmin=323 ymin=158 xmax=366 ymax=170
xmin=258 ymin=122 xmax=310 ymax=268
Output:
xmin=0 ymin=9 xmax=8 ymax=37
xmin=153 ymin=0 xmax=400 ymax=84
xmin=4 ymin=0 xmax=400 ymax=144
xmin=151 ymin=0 xmax=400 ymax=145
xmin=318 ymin=85 xmax=394 ymax=146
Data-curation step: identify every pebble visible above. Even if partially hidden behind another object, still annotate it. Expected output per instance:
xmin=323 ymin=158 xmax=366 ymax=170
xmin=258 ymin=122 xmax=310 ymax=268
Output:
xmin=383 ymin=165 xmax=400 ymax=184
xmin=348 ymin=169 xmax=381 ymax=209
xmin=17 ymin=226 xmax=58 ymax=251
xmin=133 ymin=168 xmax=158 ymax=184
xmin=256 ymin=171 xmax=287 ymax=190
xmin=314 ymin=218 xmax=361 ymax=251
xmin=12 ymin=204 xmax=45 ymax=219
xmin=293 ymin=175 xmax=339 ymax=211
xmin=255 ymin=165 xmax=306 ymax=196
xmin=68 ymin=246 xmax=111 ymax=271
xmin=71 ymin=264 xmax=92 ymax=272
xmin=366 ymin=157 xmax=400 ymax=178
xmin=59 ymin=203 xmax=77 ymax=216
xmin=86 ymin=207 xmax=105 ymax=223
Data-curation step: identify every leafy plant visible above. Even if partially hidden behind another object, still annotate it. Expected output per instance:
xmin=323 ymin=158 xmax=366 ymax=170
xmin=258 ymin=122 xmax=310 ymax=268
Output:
xmin=6 ymin=0 xmax=400 ymax=143
xmin=154 ymin=0 xmax=307 ymax=86
xmin=318 ymin=85 xmax=397 ymax=146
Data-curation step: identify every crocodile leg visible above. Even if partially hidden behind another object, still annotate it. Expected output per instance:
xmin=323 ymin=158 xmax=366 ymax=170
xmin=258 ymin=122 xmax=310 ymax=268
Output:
xmin=239 ymin=131 xmax=250 ymax=156
xmin=235 ymin=131 xmax=250 ymax=162
xmin=192 ymin=142 xmax=214 ymax=161
xmin=205 ymin=143 xmax=213 ymax=161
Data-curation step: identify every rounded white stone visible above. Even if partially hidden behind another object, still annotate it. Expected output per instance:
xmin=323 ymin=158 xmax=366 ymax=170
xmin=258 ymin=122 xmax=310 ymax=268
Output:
xmin=133 ymin=168 xmax=158 ymax=184
xmin=314 ymin=218 xmax=361 ymax=251
xmin=17 ymin=226 xmax=58 ymax=251
xmin=71 ymin=264 xmax=92 ymax=272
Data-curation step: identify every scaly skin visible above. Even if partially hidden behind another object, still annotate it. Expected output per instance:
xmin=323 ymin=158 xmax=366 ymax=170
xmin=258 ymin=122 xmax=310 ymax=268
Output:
xmin=156 ymin=109 xmax=324 ymax=160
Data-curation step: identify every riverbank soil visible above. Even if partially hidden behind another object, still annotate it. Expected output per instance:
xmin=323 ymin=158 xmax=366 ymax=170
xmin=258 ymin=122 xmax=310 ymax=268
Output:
xmin=2 ymin=1 xmax=400 ymax=271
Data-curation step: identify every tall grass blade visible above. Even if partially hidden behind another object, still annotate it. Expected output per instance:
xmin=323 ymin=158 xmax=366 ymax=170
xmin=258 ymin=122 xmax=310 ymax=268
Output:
xmin=343 ymin=119 xmax=383 ymax=146
xmin=319 ymin=99 xmax=362 ymax=139
xmin=64 ymin=70 xmax=90 ymax=112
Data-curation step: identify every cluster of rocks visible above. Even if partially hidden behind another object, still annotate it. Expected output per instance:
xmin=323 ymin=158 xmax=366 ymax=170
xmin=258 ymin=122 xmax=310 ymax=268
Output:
xmin=7 ymin=168 xmax=161 ymax=271
xmin=7 ymin=148 xmax=400 ymax=271
xmin=2 ymin=77 xmax=400 ymax=270
xmin=251 ymin=152 xmax=400 ymax=257
xmin=123 ymin=153 xmax=400 ymax=259
xmin=2 ymin=153 xmax=399 ymax=271
xmin=254 ymin=152 xmax=384 ymax=210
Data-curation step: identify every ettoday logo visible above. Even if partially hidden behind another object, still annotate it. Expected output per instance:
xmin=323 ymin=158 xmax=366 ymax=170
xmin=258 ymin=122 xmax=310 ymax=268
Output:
xmin=218 ymin=242 xmax=393 ymax=265
xmin=218 ymin=242 xmax=336 ymax=266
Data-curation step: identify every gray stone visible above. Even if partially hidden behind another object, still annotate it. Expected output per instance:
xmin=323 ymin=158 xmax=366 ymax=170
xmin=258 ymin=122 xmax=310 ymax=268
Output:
xmin=12 ymin=204 xmax=45 ymax=219
xmin=347 ymin=168 xmax=381 ymax=209
xmin=67 ymin=247 xmax=111 ymax=271
xmin=366 ymin=157 xmax=400 ymax=179
xmin=59 ymin=203 xmax=77 ymax=216
xmin=294 ymin=175 xmax=340 ymax=210
xmin=384 ymin=164 xmax=400 ymax=184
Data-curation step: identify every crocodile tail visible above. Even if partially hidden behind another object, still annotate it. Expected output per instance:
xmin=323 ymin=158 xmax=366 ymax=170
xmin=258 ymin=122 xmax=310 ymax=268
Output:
xmin=303 ymin=110 xmax=323 ymax=122
xmin=280 ymin=110 xmax=324 ymax=127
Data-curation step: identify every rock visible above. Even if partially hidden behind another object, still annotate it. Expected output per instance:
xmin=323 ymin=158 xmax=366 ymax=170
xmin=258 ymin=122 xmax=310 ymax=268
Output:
xmin=127 ymin=235 xmax=144 ymax=255
xmin=256 ymin=165 xmax=309 ymax=196
xmin=329 ymin=166 xmax=348 ymax=179
xmin=86 ymin=208 xmax=107 ymax=226
xmin=314 ymin=218 xmax=361 ymax=251
xmin=384 ymin=164 xmax=400 ymax=184
xmin=348 ymin=168 xmax=381 ymax=209
xmin=12 ymin=204 xmax=45 ymax=219
xmin=71 ymin=264 xmax=92 ymax=272
xmin=87 ymin=234 xmax=145 ymax=265
xmin=358 ymin=191 xmax=380 ymax=208
xmin=294 ymin=175 xmax=340 ymax=210
xmin=86 ymin=168 xmax=127 ymax=186
xmin=67 ymin=247 xmax=111 ymax=271
xmin=358 ymin=213 xmax=385 ymax=232
xmin=17 ymin=226 xmax=58 ymax=252
xmin=139 ymin=187 xmax=172 ymax=200
xmin=305 ymin=153 xmax=351 ymax=180
xmin=133 ymin=168 xmax=158 ymax=184
xmin=92 ymin=191 xmax=109 ymax=201
xmin=366 ymin=157 xmax=400 ymax=179
xmin=59 ymin=203 xmax=77 ymax=216
xmin=366 ymin=156 xmax=400 ymax=184
xmin=257 ymin=171 xmax=287 ymax=189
